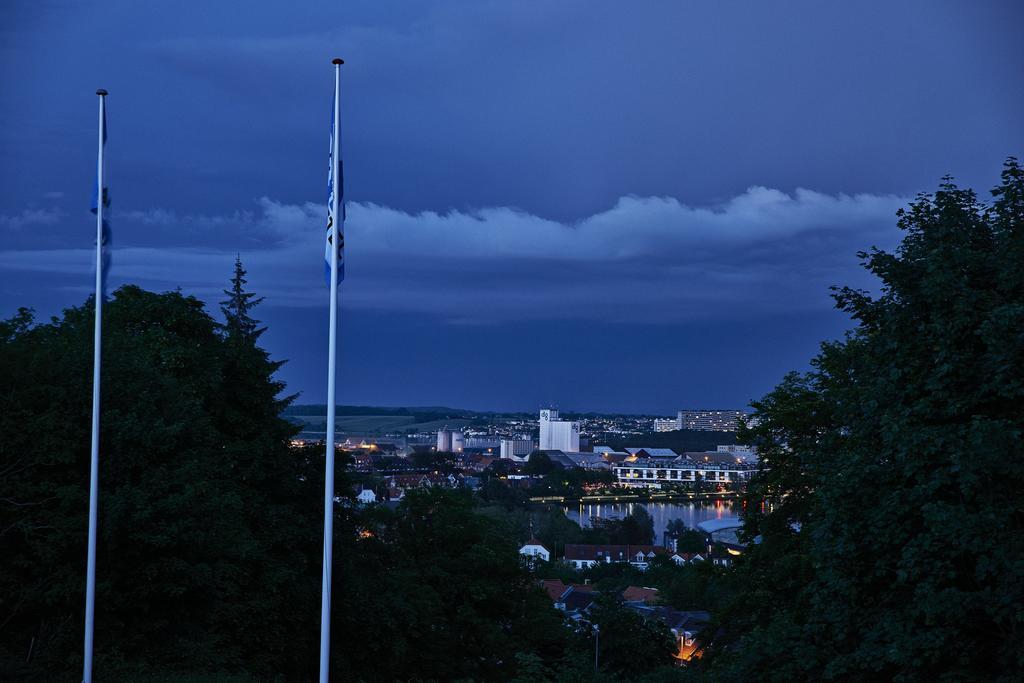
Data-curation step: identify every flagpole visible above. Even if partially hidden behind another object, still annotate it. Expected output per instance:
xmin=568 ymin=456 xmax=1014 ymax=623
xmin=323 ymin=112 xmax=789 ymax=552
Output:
xmin=319 ymin=57 xmax=343 ymax=683
xmin=83 ymin=87 xmax=107 ymax=683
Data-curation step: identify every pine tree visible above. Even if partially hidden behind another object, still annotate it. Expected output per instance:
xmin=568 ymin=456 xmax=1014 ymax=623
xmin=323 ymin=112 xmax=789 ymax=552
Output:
xmin=220 ymin=254 xmax=265 ymax=341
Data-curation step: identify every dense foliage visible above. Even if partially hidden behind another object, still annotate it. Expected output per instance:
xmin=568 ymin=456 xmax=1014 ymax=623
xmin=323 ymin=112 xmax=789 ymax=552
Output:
xmin=705 ymin=161 xmax=1024 ymax=680
xmin=0 ymin=283 xmax=324 ymax=679
xmin=0 ymin=272 xmax=579 ymax=681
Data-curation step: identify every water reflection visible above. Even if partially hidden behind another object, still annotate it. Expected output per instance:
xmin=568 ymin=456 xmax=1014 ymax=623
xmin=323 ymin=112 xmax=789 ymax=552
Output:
xmin=562 ymin=500 xmax=735 ymax=543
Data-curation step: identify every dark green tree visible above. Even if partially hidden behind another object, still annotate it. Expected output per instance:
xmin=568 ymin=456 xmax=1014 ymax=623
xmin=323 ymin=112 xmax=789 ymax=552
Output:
xmin=593 ymin=506 xmax=656 ymax=545
xmin=707 ymin=160 xmax=1024 ymax=681
xmin=587 ymin=594 xmax=678 ymax=676
xmin=330 ymin=488 xmax=568 ymax=681
xmin=220 ymin=255 xmax=265 ymax=341
xmin=526 ymin=451 xmax=558 ymax=475
xmin=0 ymin=286 xmax=326 ymax=680
xmin=665 ymin=519 xmax=705 ymax=553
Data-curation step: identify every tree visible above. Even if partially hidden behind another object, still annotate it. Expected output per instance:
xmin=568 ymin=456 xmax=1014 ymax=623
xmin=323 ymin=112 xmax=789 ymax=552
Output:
xmin=220 ymin=255 xmax=265 ymax=341
xmin=707 ymin=160 xmax=1024 ymax=681
xmin=665 ymin=519 xmax=705 ymax=553
xmin=525 ymin=451 xmax=558 ymax=475
xmin=593 ymin=506 xmax=655 ymax=545
xmin=0 ymin=285 xmax=325 ymax=679
xmin=587 ymin=594 xmax=678 ymax=676
xmin=331 ymin=488 xmax=568 ymax=681
xmin=0 ymin=280 xmax=577 ymax=681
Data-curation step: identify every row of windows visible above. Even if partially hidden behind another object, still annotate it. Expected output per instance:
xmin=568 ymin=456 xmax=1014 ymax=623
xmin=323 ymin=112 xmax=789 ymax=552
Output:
xmin=615 ymin=469 xmax=746 ymax=481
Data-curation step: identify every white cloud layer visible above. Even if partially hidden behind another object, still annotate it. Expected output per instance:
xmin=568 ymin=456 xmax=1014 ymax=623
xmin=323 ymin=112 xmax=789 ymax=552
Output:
xmin=0 ymin=187 xmax=906 ymax=323
xmin=0 ymin=207 xmax=64 ymax=231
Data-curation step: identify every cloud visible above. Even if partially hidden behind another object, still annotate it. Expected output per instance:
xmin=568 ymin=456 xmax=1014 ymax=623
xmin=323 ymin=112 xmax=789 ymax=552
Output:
xmin=345 ymin=187 xmax=903 ymax=262
xmin=0 ymin=187 xmax=906 ymax=323
xmin=0 ymin=207 xmax=64 ymax=231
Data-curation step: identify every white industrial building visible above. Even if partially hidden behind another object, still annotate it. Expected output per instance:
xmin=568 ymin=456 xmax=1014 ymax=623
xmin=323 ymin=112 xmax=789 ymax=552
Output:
xmin=539 ymin=409 xmax=580 ymax=452
xmin=436 ymin=429 xmax=465 ymax=452
xmin=465 ymin=437 xmax=500 ymax=449
xmin=500 ymin=439 xmax=535 ymax=461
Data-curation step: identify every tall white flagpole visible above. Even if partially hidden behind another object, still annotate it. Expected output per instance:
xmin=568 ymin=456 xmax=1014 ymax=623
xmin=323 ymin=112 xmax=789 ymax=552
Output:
xmin=83 ymin=87 xmax=107 ymax=683
xmin=319 ymin=57 xmax=343 ymax=683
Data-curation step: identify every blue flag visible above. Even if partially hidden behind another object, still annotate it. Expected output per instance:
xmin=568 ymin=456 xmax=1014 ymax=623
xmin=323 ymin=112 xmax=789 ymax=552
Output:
xmin=90 ymin=105 xmax=111 ymax=295
xmin=324 ymin=98 xmax=345 ymax=284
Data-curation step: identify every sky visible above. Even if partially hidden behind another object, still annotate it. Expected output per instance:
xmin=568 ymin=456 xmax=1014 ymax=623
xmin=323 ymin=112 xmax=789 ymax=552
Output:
xmin=1 ymin=1 xmax=1021 ymax=413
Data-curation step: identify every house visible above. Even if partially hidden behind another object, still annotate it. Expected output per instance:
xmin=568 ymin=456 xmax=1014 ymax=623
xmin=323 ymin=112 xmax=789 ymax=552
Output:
xmin=554 ymin=584 xmax=598 ymax=618
xmin=351 ymin=452 xmax=374 ymax=471
xmin=383 ymin=473 xmax=432 ymax=500
xmin=387 ymin=473 xmax=430 ymax=490
xmin=669 ymin=551 xmax=705 ymax=565
xmin=424 ymin=472 xmax=459 ymax=488
xmin=709 ymin=544 xmax=741 ymax=566
xmin=541 ymin=580 xmax=597 ymax=612
xmin=622 ymin=586 xmax=660 ymax=604
xmin=355 ymin=488 xmax=376 ymax=505
xmin=519 ymin=538 xmax=551 ymax=563
xmin=563 ymin=544 xmax=670 ymax=570
xmin=625 ymin=605 xmax=712 ymax=663
xmin=463 ymin=453 xmax=499 ymax=472
xmin=561 ymin=585 xmax=598 ymax=618
xmin=540 ymin=579 xmax=567 ymax=602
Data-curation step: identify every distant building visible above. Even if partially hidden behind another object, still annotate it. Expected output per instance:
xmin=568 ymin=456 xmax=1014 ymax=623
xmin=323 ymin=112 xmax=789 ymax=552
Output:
xmin=623 ymin=604 xmax=712 ymax=663
xmin=465 ymin=437 xmax=500 ymax=449
xmin=356 ymin=488 xmax=377 ymax=505
xmin=554 ymin=585 xmax=598 ymax=617
xmin=622 ymin=586 xmax=660 ymax=604
xmin=669 ymin=551 xmax=705 ymax=565
xmin=563 ymin=544 xmax=669 ymax=570
xmin=627 ymin=447 xmax=678 ymax=459
xmin=717 ymin=444 xmax=758 ymax=462
xmin=676 ymin=410 xmax=746 ymax=432
xmin=613 ymin=457 xmax=756 ymax=489
xmin=436 ymin=429 xmax=465 ymax=452
xmin=717 ymin=444 xmax=756 ymax=455
xmin=559 ymin=451 xmax=611 ymax=470
xmin=385 ymin=473 xmax=431 ymax=499
xmin=653 ymin=418 xmax=678 ymax=432
xmin=540 ymin=579 xmax=568 ymax=602
xmin=539 ymin=409 xmax=580 ymax=452
xmin=519 ymin=538 xmax=551 ymax=563
xmin=500 ymin=438 xmax=535 ymax=461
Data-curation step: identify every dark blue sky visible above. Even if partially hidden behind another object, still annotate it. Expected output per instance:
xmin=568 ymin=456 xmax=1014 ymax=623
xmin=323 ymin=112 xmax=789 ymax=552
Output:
xmin=1 ymin=1 xmax=1021 ymax=413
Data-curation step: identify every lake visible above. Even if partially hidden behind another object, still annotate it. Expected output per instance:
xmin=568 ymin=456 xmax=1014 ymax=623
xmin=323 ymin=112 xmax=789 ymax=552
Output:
xmin=562 ymin=499 xmax=739 ymax=544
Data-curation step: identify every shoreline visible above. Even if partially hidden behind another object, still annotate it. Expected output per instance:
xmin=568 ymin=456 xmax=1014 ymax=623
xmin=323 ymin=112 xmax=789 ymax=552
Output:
xmin=529 ymin=491 xmax=741 ymax=505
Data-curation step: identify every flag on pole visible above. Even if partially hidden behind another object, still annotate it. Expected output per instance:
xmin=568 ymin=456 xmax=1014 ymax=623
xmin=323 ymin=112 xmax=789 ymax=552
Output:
xmin=324 ymin=99 xmax=344 ymax=284
xmin=319 ymin=57 xmax=344 ymax=683
xmin=90 ymin=105 xmax=111 ymax=294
